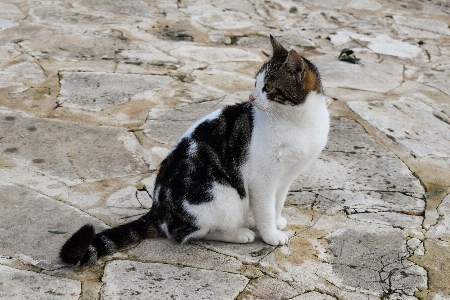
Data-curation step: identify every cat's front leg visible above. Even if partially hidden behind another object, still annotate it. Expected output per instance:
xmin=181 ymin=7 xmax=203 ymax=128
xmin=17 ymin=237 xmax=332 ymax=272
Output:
xmin=274 ymin=180 xmax=293 ymax=230
xmin=250 ymin=188 xmax=289 ymax=246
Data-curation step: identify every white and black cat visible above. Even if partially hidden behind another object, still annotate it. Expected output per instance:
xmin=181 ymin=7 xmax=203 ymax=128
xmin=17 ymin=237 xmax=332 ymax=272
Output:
xmin=60 ymin=35 xmax=329 ymax=266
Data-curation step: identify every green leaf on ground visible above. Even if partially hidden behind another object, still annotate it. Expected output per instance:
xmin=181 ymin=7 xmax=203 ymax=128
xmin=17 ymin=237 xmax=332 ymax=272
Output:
xmin=339 ymin=48 xmax=361 ymax=64
xmin=424 ymin=189 xmax=444 ymax=199
xmin=48 ymin=230 xmax=68 ymax=234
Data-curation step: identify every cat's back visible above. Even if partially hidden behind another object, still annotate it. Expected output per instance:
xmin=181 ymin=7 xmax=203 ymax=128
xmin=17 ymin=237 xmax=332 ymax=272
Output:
xmin=155 ymin=101 xmax=255 ymax=203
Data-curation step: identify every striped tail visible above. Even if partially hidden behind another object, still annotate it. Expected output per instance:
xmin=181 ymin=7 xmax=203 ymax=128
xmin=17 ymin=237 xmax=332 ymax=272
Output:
xmin=60 ymin=215 xmax=158 ymax=266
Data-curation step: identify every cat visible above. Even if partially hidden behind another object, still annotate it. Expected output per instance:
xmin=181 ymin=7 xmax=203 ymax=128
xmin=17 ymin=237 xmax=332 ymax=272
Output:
xmin=59 ymin=35 xmax=330 ymax=266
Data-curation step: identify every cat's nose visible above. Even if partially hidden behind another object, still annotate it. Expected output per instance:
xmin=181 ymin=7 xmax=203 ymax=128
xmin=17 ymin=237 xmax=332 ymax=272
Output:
xmin=249 ymin=94 xmax=255 ymax=102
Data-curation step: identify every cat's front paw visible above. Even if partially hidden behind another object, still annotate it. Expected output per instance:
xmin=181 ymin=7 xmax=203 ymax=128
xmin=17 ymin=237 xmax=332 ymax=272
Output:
xmin=276 ymin=217 xmax=287 ymax=230
xmin=261 ymin=230 xmax=289 ymax=246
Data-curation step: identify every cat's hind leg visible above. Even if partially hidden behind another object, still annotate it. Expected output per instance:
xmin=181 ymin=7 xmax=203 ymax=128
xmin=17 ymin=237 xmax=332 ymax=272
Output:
xmin=203 ymin=228 xmax=255 ymax=243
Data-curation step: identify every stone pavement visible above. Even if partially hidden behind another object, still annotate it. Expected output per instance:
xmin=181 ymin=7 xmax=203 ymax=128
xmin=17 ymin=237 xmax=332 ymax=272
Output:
xmin=0 ymin=0 xmax=449 ymax=299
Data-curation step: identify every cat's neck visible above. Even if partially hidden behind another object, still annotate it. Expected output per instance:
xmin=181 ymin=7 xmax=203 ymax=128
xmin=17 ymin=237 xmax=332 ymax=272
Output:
xmin=254 ymin=91 xmax=327 ymax=128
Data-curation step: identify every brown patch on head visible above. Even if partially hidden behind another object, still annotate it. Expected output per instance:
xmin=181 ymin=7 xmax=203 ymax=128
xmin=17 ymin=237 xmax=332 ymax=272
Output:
xmin=303 ymin=66 xmax=319 ymax=93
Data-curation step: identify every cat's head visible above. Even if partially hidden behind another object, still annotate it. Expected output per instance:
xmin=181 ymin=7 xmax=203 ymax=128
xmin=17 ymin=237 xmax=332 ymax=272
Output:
xmin=249 ymin=35 xmax=322 ymax=110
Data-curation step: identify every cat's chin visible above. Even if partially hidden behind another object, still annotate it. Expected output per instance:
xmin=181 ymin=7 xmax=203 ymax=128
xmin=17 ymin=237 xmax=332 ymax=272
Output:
xmin=249 ymin=99 xmax=269 ymax=111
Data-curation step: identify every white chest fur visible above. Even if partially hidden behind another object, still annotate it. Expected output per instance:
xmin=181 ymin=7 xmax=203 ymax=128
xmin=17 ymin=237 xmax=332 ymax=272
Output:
xmin=248 ymin=91 xmax=329 ymax=181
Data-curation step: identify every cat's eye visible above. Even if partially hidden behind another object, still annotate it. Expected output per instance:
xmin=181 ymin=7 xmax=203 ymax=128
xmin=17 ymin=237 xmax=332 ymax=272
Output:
xmin=263 ymin=84 xmax=273 ymax=93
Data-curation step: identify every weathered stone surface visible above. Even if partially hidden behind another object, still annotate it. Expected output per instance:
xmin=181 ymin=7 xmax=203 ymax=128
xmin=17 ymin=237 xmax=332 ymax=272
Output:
xmin=237 ymin=276 xmax=298 ymax=300
xmin=393 ymin=16 xmax=450 ymax=39
xmin=330 ymin=31 xmax=422 ymax=58
xmin=180 ymin=5 xmax=259 ymax=30
xmin=169 ymin=45 xmax=263 ymax=63
xmin=348 ymin=212 xmax=423 ymax=229
xmin=0 ymin=18 xmax=18 ymax=30
xmin=426 ymin=194 xmax=450 ymax=241
xmin=140 ymin=100 xmax=231 ymax=145
xmin=348 ymin=98 xmax=450 ymax=158
xmin=127 ymin=238 xmax=244 ymax=273
xmin=0 ymin=3 xmax=23 ymax=20
xmin=314 ymin=54 xmax=404 ymax=93
xmin=1 ymin=0 xmax=449 ymax=297
xmin=0 ymin=265 xmax=81 ymax=299
xmin=192 ymin=69 xmax=255 ymax=94
xmin=0 ymin=181 xmax=108 ymax=270
xmin=418 ymin=67 xmax=450 ymax=96
xmin=292 ymin=291 xmax=337 ymax=300
xmin=326 ymin=227 xmax=427 ymax=297
xmin=58 ymin=72 xmax=174 ymax=111
xmin=0 ymin=109 xmax=148 ymax=185
xmin=346 ymin=0 xmax=382 ymax=10
xmin=0 ymin=61 xmax=46 ymax=89
xmin=195 ymin=239 xmax=274 ymax=264
xmin=291 ymin=118 xmax=424 ymax=215
xmin=101 ymin=260 xmax=248 ymax=299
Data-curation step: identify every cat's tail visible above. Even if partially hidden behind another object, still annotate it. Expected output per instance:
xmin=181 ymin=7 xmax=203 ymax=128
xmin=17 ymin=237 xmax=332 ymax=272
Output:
xmin=59 ymin=213 xmax=158 ymax=266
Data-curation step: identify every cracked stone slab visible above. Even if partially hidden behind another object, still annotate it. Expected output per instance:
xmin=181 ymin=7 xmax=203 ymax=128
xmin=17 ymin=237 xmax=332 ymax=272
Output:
xmin=192 ymin=69 xmax=255 ymax=94
xmin=292 ymin=291 xmax=337 ymax=300
xmin=392 ymin=15 xmax=450 ymax=39
xmin=0 ymin=61 xmax=46 ymax=89
xmin=313 ymin=54 xmax=403 ymax=93
xmin=236 ymin=35 xmax=316 ymax=51
xmin=0 ymin=18 xmax=18 ymax=30
xmin=0 ymin=181 xmax=108 ymax=270
xmin=127 ymin=238 xmax=244 ymax=273
xmin=179 ymin=5 xmax=260 ymax=31
xmin=258 ymin=215 xmax=397 ymax=299
xmin=101 ymin=260 xmax=248 ymax=300
xmin=348 ymin=98 xmax=450 ymax=158
xmin=345 ymin=0 xmax=382 ymax=10
xmin=0 ymin=109 xmax=148 ymax=185
xmin=329 ymin=31 xmax=422 ymax=58
xmin=418 ymin=67 xmax=450 ymax=96
xmin=194 ymin=239 xmax=275 ymax=264
xmin=237 ymin=276 xmax=298 ymax=300
xmin=169 ymin=45 xmax=263 ymax=63
xmin=0 ymin=3 xmax=23 ymax=19
xmin=29 ymin=4 xmax=147 ymax=28
xmin=348 ymin=212 xmax=423 ymax=229
xmin=0 ymin=265 xmax=81 ymax=299
xmin=19 ymin=30 xmax=178 ymax=67
xmin=290 ymin=118 xmax=424 ymax=215
xmin=151 ymin=81 xmax=228 ymax=107
xmin=140 ymin=100 xmax=232 ymax=145
xmin=426 ymin=194 xmax=450 ymax=241
xmin=58 ymin=72 xmax=174 ymax=111
xmin=325 ymin=227 xmax=427 ymax=297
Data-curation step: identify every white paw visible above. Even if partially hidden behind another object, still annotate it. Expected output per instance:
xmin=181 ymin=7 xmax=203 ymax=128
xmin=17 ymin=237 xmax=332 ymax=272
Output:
xmin=276 ymin=217 xmax=287 ymax=230
xmin=234 ymin=228 xmax=256 ymax=243
xmin=261 ymin=230 xmax=289 ymax=246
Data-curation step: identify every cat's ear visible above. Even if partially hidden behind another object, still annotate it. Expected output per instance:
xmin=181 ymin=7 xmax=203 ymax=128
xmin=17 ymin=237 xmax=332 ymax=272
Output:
xmin=283 ymin=50 xmax=306 ymax=78
xmin=270 ymin=35 xmax=288 ymax=58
